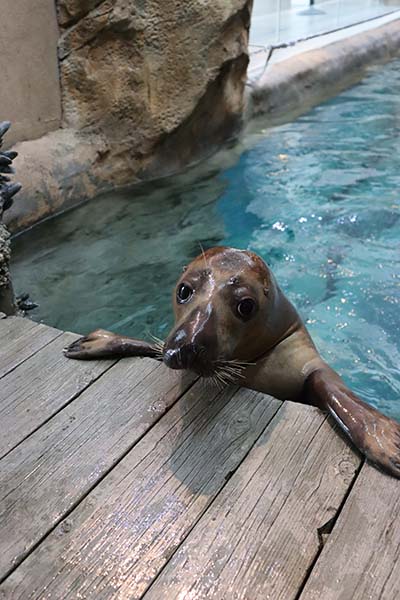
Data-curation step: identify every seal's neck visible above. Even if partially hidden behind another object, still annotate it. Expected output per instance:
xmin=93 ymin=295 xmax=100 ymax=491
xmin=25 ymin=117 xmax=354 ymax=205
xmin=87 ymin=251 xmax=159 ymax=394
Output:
xmin=263 ymin=284 xmax=303 ymax=352
xmin=242 ymin=327 xmax=321 ymax=400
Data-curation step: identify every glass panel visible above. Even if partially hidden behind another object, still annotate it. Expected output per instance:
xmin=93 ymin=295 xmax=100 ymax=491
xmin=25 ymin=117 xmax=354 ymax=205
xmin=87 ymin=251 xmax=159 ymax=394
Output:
xmin=250 ymin=0 xmax=400 ymax=47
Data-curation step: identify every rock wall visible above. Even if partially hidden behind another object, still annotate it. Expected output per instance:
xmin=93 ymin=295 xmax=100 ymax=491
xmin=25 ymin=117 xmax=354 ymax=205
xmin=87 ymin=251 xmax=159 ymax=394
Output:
xmin=4 ymin=0 xmax=252 ymax=231
xmin=57 ymin=0 xmax=252 ymax=179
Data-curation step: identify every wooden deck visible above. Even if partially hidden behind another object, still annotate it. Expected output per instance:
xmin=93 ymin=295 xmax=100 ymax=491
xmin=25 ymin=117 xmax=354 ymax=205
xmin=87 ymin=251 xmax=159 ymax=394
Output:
xmin=0 ymin=315 xmax=399 ymax=599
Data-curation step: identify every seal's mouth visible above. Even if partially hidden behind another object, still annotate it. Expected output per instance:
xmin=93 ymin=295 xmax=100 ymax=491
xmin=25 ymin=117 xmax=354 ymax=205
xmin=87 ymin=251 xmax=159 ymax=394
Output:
xmin=162 ymin=344 xmax=212 ymax=373
xmin=150 ymin=336 xmax=252 ymax=387
xmin=163 ymin=346 xmax=250 ymax=386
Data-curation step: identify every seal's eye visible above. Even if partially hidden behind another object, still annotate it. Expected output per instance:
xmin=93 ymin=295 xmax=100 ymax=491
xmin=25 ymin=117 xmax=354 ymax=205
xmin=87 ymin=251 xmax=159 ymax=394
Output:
xmin=237 ymin=298 xmax=256 ymax=320
xmin=177 ymin=283 xmax=193 ymax=304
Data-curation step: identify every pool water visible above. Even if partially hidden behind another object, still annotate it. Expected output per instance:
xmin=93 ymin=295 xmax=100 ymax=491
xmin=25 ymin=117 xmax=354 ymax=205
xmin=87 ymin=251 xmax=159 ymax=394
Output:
xmin=11 ymin=60 xmax=400 ymax=417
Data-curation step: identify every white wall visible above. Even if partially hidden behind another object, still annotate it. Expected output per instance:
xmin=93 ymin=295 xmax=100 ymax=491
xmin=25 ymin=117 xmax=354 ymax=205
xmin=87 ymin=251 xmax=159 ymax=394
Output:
xmin=0 ymin=0 xmax=61 ymax=145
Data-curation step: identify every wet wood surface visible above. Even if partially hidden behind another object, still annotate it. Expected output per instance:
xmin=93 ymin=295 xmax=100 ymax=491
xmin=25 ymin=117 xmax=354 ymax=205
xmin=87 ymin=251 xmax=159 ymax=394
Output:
xmin=0 ymin=317 xmax=399 ymax=599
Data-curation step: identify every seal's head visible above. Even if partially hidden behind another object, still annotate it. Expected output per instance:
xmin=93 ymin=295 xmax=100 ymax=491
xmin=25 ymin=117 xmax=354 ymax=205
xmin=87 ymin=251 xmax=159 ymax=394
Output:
xmin=163 ymin=246 xmax=297 ymax=381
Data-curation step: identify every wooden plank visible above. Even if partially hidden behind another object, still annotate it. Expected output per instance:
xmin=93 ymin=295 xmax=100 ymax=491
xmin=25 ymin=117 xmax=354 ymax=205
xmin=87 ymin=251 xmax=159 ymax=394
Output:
xmin=0 ymin=317 xmax=61 ymax=378
xmin=0 ymin=359 xmax=195 ymax=582
xmin=0 ymin=315 xmax=36 ymax=339
xmin=298 ymin=463 xmax=400 ymax=600
xmin=142 ymin=403 xmax=361 ymax=600
xmin=0 ymin=332 xmax=117 ymax=458
xmin=0 ymin=386 xmax=281 ymax=597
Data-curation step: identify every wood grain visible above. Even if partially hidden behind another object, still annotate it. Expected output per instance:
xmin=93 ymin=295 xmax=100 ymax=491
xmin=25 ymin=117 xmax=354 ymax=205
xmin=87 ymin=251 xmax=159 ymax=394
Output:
xmin=298 ymin=462 xmax=400 ymax=600
xmin=0 ymin=386 xmax=281 ymax=598
xmin=143 ymin=403 xmax=361 ymax=600
xmin=0 ymin=358 xmax=194 ymax=582
xmin=0 ymin=332 xmax=116 ymax=458
xmin=0 ymin=317 xmax=61 ymax=378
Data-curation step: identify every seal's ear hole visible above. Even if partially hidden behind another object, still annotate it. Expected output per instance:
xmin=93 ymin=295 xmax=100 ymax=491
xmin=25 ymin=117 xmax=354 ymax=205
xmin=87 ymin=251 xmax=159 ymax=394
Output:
xmin=182 ymin=265 xmax=187 ymax=272
xmin=236 ymin=298 xmax=257 ymax=320
xmin=263 ymin=287 xmax=269 ymax=297
xmin=177 ymin=283 xmax=193 ymax=304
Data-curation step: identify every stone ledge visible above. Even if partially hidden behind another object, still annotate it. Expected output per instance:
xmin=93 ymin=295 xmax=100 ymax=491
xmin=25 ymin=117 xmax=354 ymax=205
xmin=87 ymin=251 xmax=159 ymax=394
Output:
xmin=5 ymin=129 xmax=106 ymax=232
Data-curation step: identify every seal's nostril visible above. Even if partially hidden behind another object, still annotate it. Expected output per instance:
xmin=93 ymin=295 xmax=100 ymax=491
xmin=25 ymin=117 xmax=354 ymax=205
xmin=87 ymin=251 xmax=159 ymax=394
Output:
xmin=163 ymin=348 xmax=180 ymax=369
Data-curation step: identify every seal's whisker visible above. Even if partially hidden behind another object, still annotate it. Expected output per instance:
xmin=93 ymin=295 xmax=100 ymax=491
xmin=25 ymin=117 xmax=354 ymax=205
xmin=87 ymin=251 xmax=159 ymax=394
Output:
xmin=226 ymin=370 xmax=246 ymax=381
xmin=214 ymin=359 xmax=243 ymax=369
xmin=214 ymin=370 xmax=230 ymax=387
xmin=220 ymin=367 xmax=245 ymax=384
xmin=217 ymin=359 xmax=240 ymax=367
xmin=203 ymin=374 xmax=220 ymax=389
xmin=220 ymin=364 xmax=244 ymax=374
xmin=215 ymin=367 xmax=237 ymax=385
xmin=213 ymin=360 xmax=247 ymax=382
xmin=148 ymin=334 xmax=165 ymax=361
xmin=198 ymin=241 xmax=209 ymax=270
xmin=149 ymin=333 xmax=165 ymax=348
xmin=210 ymin=376 xmax=218 ymax=389
xmin=152 ymin=343 xmax=164 ymax=352
xmin=218 ymin=358 xmax=256 ymax=368
xmin=152 ymin=340 xmax=165 ymax=349
xmin=214 ymin=376 xmax=225 ymax=390
xmin=212 ymin=374 xmax=225 ymax=389
xmin=215 ymin=370 xmax=226 ymax=383
xmin=220 ymin=370 xmax=243 ymax=382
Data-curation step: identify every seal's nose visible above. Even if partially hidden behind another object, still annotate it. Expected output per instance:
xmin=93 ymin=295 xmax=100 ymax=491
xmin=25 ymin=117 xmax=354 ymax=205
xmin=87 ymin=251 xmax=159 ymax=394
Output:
xmin=163 ymin=344 xmax=202 ymax=370
xmin=163 ymin=348 xmax=180 ymax=369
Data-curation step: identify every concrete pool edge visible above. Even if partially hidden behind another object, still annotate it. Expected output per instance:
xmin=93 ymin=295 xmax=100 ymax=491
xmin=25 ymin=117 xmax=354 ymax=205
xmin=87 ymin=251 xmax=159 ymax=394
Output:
xmin=246 ymin=14 xmax=400 ymax=122
xmin=4 ymin=13 xmax=400 ymax=234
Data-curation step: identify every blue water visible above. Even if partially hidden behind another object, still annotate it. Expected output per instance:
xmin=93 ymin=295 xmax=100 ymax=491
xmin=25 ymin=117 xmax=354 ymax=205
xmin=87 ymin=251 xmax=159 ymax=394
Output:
xmin=11 ymin=60 xmax=400 ymax=416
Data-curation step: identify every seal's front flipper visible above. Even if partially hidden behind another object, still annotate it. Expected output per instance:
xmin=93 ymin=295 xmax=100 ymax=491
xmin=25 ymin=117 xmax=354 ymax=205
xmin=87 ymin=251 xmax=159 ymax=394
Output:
xmin=64 ymin=329 xmax=161 ymax=360
xmin=304 ymin=368 xmax=400 ymax=478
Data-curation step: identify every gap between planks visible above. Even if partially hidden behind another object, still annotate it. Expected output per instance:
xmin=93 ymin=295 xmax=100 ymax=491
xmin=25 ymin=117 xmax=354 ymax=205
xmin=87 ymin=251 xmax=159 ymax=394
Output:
xmin=292 ymin=455 xmax=364 ymax=600
xmin=297 ymin=461 xmax=400 ymax=600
